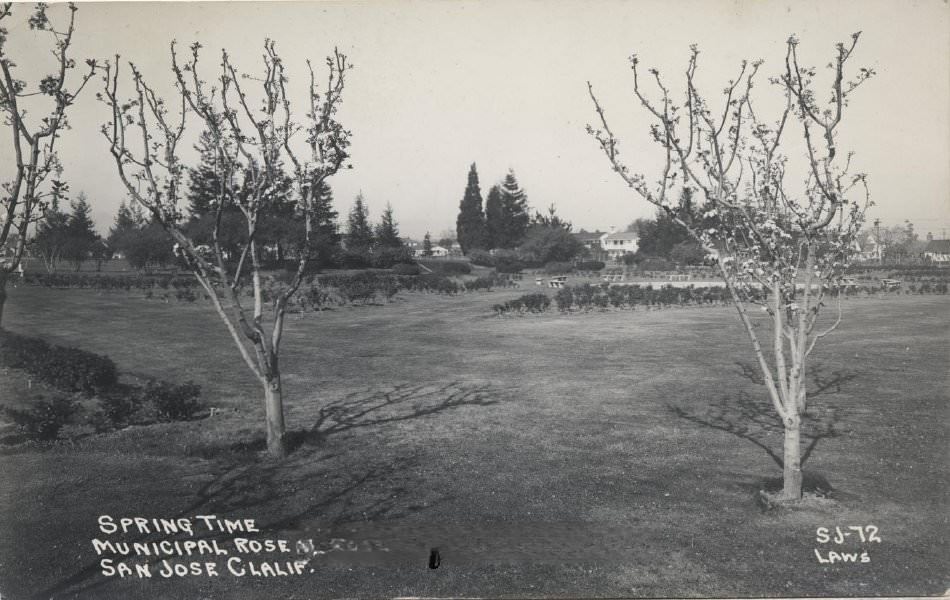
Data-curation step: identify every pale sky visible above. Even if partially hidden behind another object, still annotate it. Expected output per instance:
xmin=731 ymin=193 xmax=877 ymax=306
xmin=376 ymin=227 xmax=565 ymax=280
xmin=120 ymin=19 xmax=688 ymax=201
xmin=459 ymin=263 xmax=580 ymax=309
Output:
xmin=3 ymin=0 xmax=949 ymax=239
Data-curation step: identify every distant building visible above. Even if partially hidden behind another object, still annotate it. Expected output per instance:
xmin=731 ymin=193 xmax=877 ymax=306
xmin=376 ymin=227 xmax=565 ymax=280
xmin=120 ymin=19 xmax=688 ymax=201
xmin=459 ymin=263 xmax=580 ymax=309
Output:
xmin=603 ymin=230 xmax=639 ymax=259
xmin=573 ymin=230 xmax=608 ymax=251
xmin=922 ymin=239 xmax=950 ymax=263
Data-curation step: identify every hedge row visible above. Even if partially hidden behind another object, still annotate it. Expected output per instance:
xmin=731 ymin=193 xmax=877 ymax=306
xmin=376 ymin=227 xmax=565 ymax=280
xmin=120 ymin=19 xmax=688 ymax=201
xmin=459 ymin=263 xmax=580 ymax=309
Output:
xmin=847 ymin=265 xmax=950 ymax=277
xmin=1 ymin=330 xmax=204 ymax=440
xmin=24 ymin=272 xmax=198 ymax=290
xmin=492 ymin=281 xmax=947 ymax=317
xmin=0 ymin=330 xmax=118 ymax=396
xmin=552 ymin=284 xmax=738 ymax=313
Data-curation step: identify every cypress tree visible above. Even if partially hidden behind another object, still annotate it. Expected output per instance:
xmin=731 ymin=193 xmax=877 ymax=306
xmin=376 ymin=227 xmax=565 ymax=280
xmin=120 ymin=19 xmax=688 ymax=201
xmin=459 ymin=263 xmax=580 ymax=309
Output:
xmin=455 ymin=163 xmax=487 ymax=254
xmin=484 ymin=184 xmax=504 ymax=249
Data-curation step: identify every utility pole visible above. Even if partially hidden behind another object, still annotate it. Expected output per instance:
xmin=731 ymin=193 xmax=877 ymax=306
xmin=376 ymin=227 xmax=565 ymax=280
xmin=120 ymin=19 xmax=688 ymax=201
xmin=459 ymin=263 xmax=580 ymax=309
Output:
xmin=873 ymin=219 xmax=882 ymax=264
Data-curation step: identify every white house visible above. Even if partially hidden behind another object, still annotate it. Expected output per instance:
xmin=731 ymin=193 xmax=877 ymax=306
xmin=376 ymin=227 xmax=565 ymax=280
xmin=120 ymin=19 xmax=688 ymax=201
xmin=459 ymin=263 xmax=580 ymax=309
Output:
xmin=603 ymin=230 xmax=639 ymax=259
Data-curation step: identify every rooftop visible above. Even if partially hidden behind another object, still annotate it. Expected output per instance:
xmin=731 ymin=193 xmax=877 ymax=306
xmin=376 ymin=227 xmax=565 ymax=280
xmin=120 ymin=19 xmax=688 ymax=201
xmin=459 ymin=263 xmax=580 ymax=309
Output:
xmin=924 ymin=239 xmax=950 ymax=253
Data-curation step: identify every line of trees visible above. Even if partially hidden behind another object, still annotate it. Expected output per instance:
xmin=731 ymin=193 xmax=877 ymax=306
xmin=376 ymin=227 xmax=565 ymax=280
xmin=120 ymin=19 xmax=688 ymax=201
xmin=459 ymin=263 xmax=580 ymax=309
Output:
xmin=456 ymin=163 xmax=582 ymax=266
xmin=32 ymin=191 xmax=110 ymax=272
xmin=456 ymin=164 xmax=530 ymax=253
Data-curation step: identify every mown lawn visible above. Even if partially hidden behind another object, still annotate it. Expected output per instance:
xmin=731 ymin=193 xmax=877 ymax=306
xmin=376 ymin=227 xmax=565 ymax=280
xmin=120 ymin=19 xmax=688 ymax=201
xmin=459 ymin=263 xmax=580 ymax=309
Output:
xmin=0 ymin=286 xmax=947 ymax=599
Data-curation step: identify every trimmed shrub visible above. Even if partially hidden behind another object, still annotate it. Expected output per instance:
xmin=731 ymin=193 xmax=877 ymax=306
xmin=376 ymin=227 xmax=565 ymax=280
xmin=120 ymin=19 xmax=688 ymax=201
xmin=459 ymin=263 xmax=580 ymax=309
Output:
xmin=4 ymin=395 xmax=78 ymax=441
xmin=99 ymin=391 xmax=139 ymax=427
xmin=371 ymin=246 xmax=415 ymax=269
xmin=392 ymin=263 xmax=421 ymax=276
xmin=493 ymin=293 xmax=551 ymax=315
xmin=0 ymin=332 xmax=118 ymax=396
xmin=464 ymin=276 xmax=500 ymax=292
xmin=145 ymin=381 xmax=203 ymax=422
xmin=300 ymin=285 xmax=332 ymax=310
xmin=575 ymin=260 xmax=606 ymax=272
xmin=555 ymin=286 xmax=574 ymax=312
xmin=418 ymin=259 xmax=472 ymax=276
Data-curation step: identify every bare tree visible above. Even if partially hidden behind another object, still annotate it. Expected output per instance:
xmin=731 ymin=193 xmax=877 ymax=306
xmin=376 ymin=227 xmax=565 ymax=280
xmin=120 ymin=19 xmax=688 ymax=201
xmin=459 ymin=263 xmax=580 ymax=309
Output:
xmin=0 ymin=2 xmax=96 ymax=326
xmin=587 ymin=34 xmax=874 ymax=500
xmin=101 ymin=40 xmax=351 ymax=457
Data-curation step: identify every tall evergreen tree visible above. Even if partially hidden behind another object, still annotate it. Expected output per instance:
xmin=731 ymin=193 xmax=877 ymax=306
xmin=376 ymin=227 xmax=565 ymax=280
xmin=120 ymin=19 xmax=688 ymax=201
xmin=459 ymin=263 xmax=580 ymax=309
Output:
xmin=455 ymin=163 xmax=488 ymax=253
xmin=63 ymin=192 xmax=99 ymax=270
xmin=496 ymin=169 xmax=530 ymax=248
xmin=484 ymin=184 xmax=504 ymax=249
xmin=108 ymin=200 xmax=136 ymax=247
xmin=187 ymin=128 xmax=232 ymax=218
xmin=375 ymin=202 xmax=402 ymax=248
xmin=309 ymin=180 xmax=342 ymax=265
xmin=346 ymin=193 xmax=374 ymax=252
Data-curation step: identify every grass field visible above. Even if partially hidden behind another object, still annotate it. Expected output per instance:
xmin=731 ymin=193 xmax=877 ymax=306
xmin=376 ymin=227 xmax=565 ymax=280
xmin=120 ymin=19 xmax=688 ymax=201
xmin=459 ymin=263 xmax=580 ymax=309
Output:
xmin=0 ymin=285 xmax=947 ymax=598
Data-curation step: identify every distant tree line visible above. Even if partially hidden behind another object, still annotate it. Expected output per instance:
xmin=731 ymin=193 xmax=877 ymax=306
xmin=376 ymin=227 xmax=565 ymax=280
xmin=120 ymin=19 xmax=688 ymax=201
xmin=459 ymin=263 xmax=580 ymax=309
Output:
xmin=38 ymin=127 xmax=414 ymax=274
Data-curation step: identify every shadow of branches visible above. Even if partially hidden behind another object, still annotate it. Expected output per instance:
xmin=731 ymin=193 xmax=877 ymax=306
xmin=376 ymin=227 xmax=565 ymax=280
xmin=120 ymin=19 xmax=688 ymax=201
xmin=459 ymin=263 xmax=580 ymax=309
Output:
xmin=669 ymin=361 xmax=856 ymax=469
xmin=34 ymin=448 xmax=443 ymax=599
xmin=286 ymin=381 xmax=498 ymax=451
xmin=31 ymin=381 xmax=499 ymax=599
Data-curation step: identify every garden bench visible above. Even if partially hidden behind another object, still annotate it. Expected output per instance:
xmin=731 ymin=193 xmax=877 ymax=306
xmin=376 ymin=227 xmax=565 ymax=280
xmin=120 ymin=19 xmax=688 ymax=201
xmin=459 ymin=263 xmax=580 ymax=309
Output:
xmin=881 ymin=278 xmax=901 ymax=291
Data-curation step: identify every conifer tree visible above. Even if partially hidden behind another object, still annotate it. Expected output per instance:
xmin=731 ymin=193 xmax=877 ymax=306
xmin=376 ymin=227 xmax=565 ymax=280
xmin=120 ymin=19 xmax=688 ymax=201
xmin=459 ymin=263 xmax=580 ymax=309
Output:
xmin=346 ymin=193 xmax=374 ymax=252
xmin=63 ymin=192 xmax=99 ymax=270
xmin=108 ymin=200 xmax=136 ymax=247
xmin=455 ymin=163 xmax=487 ymax=253
xmin=375 ymin=202 xmax=402 ymax=248
xmin=307 ymin=180 xmax=342 ymax=266
xmin=497 ymin=169 xmax=530 ymax=248
xmin=484 ymin=184 xmax=504 ymax=249
xmin=187 ymin=128 xmax=232 ymax=219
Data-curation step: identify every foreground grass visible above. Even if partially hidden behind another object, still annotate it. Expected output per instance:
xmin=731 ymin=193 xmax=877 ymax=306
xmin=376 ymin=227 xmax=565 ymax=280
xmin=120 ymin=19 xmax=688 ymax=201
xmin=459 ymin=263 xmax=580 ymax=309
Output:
xmin=0 ymin=286 xmax=947 ymax=598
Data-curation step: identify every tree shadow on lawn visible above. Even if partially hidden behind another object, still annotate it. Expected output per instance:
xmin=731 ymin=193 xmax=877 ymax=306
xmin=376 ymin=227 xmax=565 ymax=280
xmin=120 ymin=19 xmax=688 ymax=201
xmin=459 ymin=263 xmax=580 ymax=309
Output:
xmin=30 ymin=384 xmax=499 ymax=598
xmin=668 ymin=361 xmax=857 ymax=497
xmin=30 ymin=447 xmax=448 ymax=599
xmin=223 ymin=381 xmax=497 ymax=455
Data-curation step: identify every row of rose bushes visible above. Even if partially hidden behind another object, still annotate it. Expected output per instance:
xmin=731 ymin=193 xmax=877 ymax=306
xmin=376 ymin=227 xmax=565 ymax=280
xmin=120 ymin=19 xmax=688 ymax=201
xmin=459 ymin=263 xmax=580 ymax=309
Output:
xmin=493 ymin=284 xmax=740 ymax=315
xmin=136 ymin=272 xmax=517 ymax=308
xmin=0 ymin=330 xmax=203 ymax=441
xmin=21 ymin=271 xmax=517 ymax=307
xmin=492 ymin=281 xmax=948 ymax=315
xmin=846 ymin=265 xmax=950 ymax=279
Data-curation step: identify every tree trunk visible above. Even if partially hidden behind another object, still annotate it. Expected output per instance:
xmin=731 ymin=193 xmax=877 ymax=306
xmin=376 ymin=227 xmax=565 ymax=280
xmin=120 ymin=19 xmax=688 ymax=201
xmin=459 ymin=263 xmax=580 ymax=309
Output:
xmin=263 ymin=376 xmax=287 ymax=458
xmin=782 ymin=414 xmax=803 ymax=500
xmin=0 ymin=272 xmax=7 ymax=330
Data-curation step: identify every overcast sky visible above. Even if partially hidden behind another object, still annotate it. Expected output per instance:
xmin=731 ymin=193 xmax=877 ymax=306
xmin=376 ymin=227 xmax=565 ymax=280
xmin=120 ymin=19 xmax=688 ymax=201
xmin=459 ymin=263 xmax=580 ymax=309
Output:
xmin=3 ymin=0 xmax=949 ymax=239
